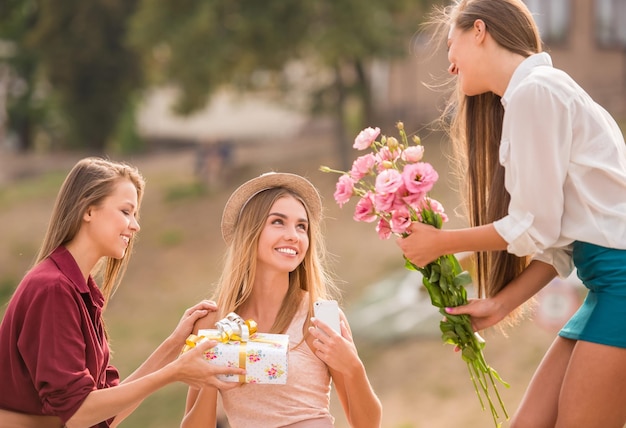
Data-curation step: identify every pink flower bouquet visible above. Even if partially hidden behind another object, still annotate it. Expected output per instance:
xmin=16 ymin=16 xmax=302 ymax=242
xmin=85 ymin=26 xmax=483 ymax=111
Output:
xmin=321 ymin=122 xmax=509 ymax=427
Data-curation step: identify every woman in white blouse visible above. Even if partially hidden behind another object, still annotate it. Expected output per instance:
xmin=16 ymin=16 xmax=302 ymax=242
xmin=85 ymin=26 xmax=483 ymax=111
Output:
xmin=397 ymin=1 xmax=626 ymax=427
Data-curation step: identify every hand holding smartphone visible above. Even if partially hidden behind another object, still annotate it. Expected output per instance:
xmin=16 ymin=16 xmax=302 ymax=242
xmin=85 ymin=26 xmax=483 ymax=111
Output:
xmin=314 ymin=300 xmax=341 ymax=334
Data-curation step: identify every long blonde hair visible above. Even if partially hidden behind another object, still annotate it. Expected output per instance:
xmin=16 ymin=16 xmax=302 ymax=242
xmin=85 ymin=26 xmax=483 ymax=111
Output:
xmin=36 ymin=157 xmax=145 ymax=305
xmin=213 ymin=187 xmax=337 ymax=334
xmin=436 ymin=0 xmax=541 ymax=300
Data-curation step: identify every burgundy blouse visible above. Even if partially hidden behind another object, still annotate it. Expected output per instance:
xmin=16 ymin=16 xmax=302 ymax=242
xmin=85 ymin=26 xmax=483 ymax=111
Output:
xmin=0 ymin=246 xmax=119 ymax=427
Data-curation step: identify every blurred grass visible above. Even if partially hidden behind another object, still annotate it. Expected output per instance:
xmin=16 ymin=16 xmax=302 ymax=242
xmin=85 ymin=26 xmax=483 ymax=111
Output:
xmin=0 ymin=170 xmax=66 ymax=209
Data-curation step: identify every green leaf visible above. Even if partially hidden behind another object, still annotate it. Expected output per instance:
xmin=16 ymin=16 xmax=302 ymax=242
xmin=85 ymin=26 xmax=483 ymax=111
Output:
xmin=461 ymin=346 xmax=477 ymax=362
xmin=439 ymin=320 xmax=455 ymax=332
xmin=490 ymin=369 xmax=511 ymax=388
xmin=428 ymin=268 xmax=441 ymax=284
xmin=434 ymin=212 xmax=443 ymax=229
xmin=404 ymin=258 xmax=418 ymax=271
xmin=445 ymin=254 xmax=461 ymax=271
xmin=421 ymin=208 xmax=434 ymax=226
xmin=454 ymin=271 xmax=473 ymax=288
xmin=422 ymin=277 xmax=444 ymax=308
xmin=454 ymin=323 xmax=470 ymax=343
xmin=441 ymin=331 xmax=459 ymax=344
xmin=439 ymin=257 xmax=454 ymax=278
xmin=439 ymin=276 xmax=449 ymax=293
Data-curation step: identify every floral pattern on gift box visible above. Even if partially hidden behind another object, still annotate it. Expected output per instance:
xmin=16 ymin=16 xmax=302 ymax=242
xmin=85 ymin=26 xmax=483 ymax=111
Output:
xmin=247 ymin=349 xmax=265 ymax=363
xmin=197 ymin=328 xmax=289 ymax=384
xmin=265 ymin=363 xmax=285 ymax=380
xmin=204 ymin=348 xmax=220 ymax=360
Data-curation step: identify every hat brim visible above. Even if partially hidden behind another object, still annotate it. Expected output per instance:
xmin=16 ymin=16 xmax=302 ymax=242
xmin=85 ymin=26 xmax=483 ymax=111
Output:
xmin=221 ymin=172 xmax=322 ymax=244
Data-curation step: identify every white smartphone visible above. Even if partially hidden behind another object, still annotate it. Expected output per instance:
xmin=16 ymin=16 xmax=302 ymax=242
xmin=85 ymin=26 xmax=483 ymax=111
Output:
xmin=314 ymin=300 xmax=341 ymax=334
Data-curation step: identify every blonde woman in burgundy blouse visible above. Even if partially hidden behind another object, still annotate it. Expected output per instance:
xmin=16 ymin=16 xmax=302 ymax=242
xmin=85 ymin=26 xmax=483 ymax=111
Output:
xmin=0 ymin=158 xmax=244 ymax=428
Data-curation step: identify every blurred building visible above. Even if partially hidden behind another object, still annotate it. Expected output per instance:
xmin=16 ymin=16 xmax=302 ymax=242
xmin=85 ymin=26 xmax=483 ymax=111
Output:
xmin=377 ymin=0 xmax=626 ymax=126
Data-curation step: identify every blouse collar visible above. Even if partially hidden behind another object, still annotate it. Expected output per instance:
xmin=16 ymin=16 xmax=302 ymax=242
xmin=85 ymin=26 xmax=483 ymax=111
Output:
xmin=501 ymin=52 xmax=553 ymax=108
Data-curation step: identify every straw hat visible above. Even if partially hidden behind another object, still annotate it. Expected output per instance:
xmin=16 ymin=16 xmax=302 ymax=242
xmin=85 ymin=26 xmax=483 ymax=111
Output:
xmin=221 ymin=172 xmax=322 ymax=244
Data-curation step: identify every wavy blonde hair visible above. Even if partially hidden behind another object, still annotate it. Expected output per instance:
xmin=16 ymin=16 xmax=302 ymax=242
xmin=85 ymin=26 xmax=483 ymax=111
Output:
xmin=213 ymin=187 xmax=338 ymax=335
xmin=36 ymin=157 xmax=145 ymax=306
xmin=431 ymin=0 xmax=541 ymax=302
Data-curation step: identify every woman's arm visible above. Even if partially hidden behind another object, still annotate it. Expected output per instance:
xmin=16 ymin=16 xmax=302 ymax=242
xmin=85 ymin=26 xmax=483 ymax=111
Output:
xmin=111 ymin=300 xmax=218 ymax=424
xmin=181 ymin=386 xmax=219 ymax=428
xmin=309 ymin=313 xmax=382 ymax=428
xmin=180 ymin=311 xmax=222 ymax=428
xmin=66 ymin=301 xmax=242 ymax=428
xmin=66 ymin=340 xmax=241 ymax=428
xmin=397 ymin=222 xmax=507 ymax=267
xmin=446 ymin=259 xmax=558 ymax=331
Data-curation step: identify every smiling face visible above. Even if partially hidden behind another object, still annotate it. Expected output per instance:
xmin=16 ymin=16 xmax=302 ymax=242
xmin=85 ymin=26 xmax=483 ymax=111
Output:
xmin=256 ymin=195 xmax=309 ymax=274
xmin=84 ymin=178 xmax=141 ymax=260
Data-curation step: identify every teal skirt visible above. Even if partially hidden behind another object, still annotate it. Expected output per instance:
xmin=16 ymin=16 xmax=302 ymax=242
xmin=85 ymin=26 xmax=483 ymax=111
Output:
xmin=559 ymin=241 xmax=626 ymax=348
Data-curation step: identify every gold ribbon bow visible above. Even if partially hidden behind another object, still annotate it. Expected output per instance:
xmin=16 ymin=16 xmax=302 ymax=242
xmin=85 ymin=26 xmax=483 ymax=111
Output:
xmin=214 ymin=312 xmax=258 ymax=342
xmin=181 ymin=312 xmax=259 ymax=383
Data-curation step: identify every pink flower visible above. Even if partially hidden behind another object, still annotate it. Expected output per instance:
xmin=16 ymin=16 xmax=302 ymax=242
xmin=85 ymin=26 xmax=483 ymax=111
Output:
xmin=374 ymin=191 xmax=396 ymax=213
xmin=350 ymin=153 xmax=376 ymax=181
xmin=402 ymin=190 xmax=427 ymax=211
xmin=402 ymin=162 xmax=438 ymax=195
xmin=321 ymin=123 xmax=510 ymax=425
xmin=333 ymin=175 xmax=354 ymax=207
xmin=390 ymin=205 xmax=411 ymax=235
xmin=375 ymin=169 xmax=403 ymax=195
xmin=353 ymin=127 xmax=380 ymax=150
xmin=354 ymin=193 xmax=377 ymax=223
xmin=402 ymin=145 xmax=425 ymax=163
xmin=376 ymin=217 xmax=392 ymax=240
xmin=376 ymin=146 xmax=401 ymax=163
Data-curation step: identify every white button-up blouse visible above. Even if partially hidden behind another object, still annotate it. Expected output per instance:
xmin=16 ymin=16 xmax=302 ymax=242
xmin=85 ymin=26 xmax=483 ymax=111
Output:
xmin=493 ymin=52 xmax=626 ymax=277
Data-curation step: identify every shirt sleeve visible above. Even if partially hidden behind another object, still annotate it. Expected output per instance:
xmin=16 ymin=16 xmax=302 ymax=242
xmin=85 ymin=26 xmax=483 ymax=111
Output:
xmin=17 ymin=275 xmax=97 ymax=423
xmin=532 ymin=246 xmax=574 ymax=278
xmin=494 ymin=78 xmax=573 ymax=275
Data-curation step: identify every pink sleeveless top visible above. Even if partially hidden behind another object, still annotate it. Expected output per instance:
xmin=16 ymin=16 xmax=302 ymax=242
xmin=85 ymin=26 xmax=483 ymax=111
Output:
xmin=221 ymin=295 xmax=334 ymax=428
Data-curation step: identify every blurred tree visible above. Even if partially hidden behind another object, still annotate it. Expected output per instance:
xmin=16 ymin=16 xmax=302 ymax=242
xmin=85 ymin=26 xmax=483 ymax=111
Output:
xmin=0 ymin=0 xmax=47 ymax=152
xmin=129 ymin=0 xmax=314 ymax=113
xmin=130 ymin=0 xmax=441 ymax=167
xmin=304 ymin=0 xmax=439 ymax=167
xmin=0 ymin=0 xmax=142 ymax=153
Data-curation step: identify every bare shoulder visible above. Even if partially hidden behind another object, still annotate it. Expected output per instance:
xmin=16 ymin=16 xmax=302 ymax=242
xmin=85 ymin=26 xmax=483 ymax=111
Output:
xmin=193 ymin=310 xmax=219 ymax=333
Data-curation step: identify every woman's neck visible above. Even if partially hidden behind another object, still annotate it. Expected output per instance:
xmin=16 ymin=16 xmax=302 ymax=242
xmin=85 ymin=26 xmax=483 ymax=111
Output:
xmin=239 ymin=270 xmax=290 ymax=331
xmin=64 ymin=238 xmax=99 ymax=283
xmin=490 ymin=49 xmax=526 ymax=97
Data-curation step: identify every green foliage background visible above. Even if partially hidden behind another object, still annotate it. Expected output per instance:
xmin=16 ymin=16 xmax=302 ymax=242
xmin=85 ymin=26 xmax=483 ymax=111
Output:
xmin=0 ymin=0 xmax=441 ymax=154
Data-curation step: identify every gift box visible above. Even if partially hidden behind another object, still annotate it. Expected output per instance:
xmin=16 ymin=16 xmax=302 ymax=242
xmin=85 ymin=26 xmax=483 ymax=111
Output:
xmin=197 ymin=328 xmax=289 ymax=384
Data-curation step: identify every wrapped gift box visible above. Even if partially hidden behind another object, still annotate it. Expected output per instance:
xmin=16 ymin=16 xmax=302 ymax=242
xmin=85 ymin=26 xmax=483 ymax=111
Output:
xmin=198 ymin=328 xmax=289 ymax=384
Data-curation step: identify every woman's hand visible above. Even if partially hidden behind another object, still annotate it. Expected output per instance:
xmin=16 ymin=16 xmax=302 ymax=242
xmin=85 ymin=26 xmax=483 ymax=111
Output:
xmin=397 ymin=223 xmax=508 ymax=267
xmin=172 ymin=340 xmax=244 ymax=390
xmin=308 ymin=317 xmax=361 ymax=376
xmin=169 ymin=300 xmax=219 ymax=344
xmin=446 ymin=260 xmax=558 ymax=335
xmin=396 ymin=221 xmax=446 ymax=267
xmin=311 ymin=315 xmax=383 ymax=427
xmin=445 ymin=297 xmax=508 ymax=332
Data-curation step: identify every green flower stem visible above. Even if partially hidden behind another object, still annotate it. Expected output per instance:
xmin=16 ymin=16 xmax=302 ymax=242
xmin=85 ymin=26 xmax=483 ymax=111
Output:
xmin=404 ymin=212 xmax=509 ymax=427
